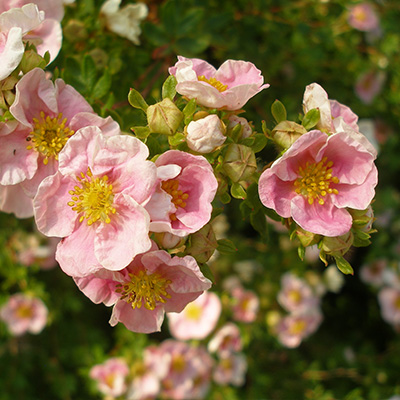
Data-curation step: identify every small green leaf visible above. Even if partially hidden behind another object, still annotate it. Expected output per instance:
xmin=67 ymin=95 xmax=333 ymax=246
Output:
xmin=250 ymin=208 xmax=268 ymax=238
xmin=250 ymin=133 xmax=268 ymax=153
xmin=199 ymin=263 xmax=215 ymax=283
xmin=271 ymin=99 xmax=287 ymax=123
xmin=217 ymin=239 xmax=237 ymax=254
xmin=220 ymin=192 xmax=231 ymax=204
xmin=302 ymin=108 xmax=320 ymax=130
xmin=128 ymin=88 xmax=148 ymax=112
xmin=335 ymin=256 xmax=354 ymax=275
xmin=92 ymin=69 xmax=112 ymax=100
xmin=131 ymin=126 xmax=150 ymax=139
xmin=182 ymin=98 xmax=197 ymax=123
xmin=298 ymin=245 xmax=305 ymax=261
xmin=162 ymin=75 xmax=177 ymax=100
xmin=240 ymin=201 xmax=252 ymax=219
xmin=230 ymin=123 xmax=243 ymax=143
xmin=231 ymin=182 xmax=247 ymax=199
xmin=82 ymin=54 xmax=97 ymax=92
xmin=168 ymin=132 xmax=186 ymax=146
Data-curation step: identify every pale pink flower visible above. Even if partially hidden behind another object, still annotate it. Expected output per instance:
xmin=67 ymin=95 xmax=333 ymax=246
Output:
xmin=0 ymin=183 xmax=34 ymax=218
xmin=378 ymin=287 xmax=400 ymax=327
xmin=208 ymin=322 xmax=242 ymax=356
xmin=145 ymin=150 xmax=218 ymax=237
xmin=74 ymin=248 xmax=212 ymax=333
xmin=186 ymin=114 xmax=226 ymax=154
xmin=89 ymin=358 xmax=129 ymax=398
xmin=169 ymin=56 xmax=269 ymax=110
xmin=355 ymin=70 xmax=385 ymax=104
xmin=0 ymin=293 xmax=48 ymax=336
xmin=348 ymin=3 xmax=380 ymax=32
xmin=275 ymin=311 xmax=323 ymax=348
xmin=0 ymin=4 xmax=44 ymax=80
xmin=213 ymin=353 xmax=247 ymax=386
xmin=258 ymin=130 xmax=378 ymax=236
xmin=278 ymin=273 xmax=320 ymax=314
xmin=227 ymin=115 xmax=253 ymax=139
xmin=34 ymin=127 xmax=157 ymax=278
xmin=168 ymin=291 xmax=221 ymax=340
xmin=231 ymin=286 xmax=259 ymax=323
xmin=360 ymin=259 xmax=388 ymax=287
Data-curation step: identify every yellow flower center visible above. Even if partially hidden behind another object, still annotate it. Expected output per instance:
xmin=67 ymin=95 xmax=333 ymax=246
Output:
xmin=197 ymin=75 xmax=228 ymax=92
xmin=288 ymin=289 xmax=302 ymax=304
xmin=115 ymin=270 xmax=172 ymax=311
xmin=171 ymin=354 xmax=186 ymax=372
xmin=16 ymin=304 xmax=33 ymax=319
xmin=289 ymin=319 xmax=306 ymax=335
xmin=68 ymin=167 xmax=116 ymax=226
xmin=294 ymin=157 xmax=340 ymax=205
xmin=184 ymin=302 xmax=202 ymax=321
xmin=161 ymin=179 xmax=189 ymax=221
xmin=27 ymin=111 xmax=74 ymax=165
xmin=394 ymin=296 xmax=400 ymax=311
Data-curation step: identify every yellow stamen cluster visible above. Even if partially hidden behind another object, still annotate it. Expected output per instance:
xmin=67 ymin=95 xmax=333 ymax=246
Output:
xmin=184 ymin=302 xmax=202 ymax=321
xmin=289 ymin=319 xmax=306 ymax=335
xmin=27 ymin=111 xmax=74 ymax=165
xmin=171 ymin=355 xmax=186 ymax=373
xmin=16 ymin=304 xmax=33 ymax=319
xmin=161 ymin=179 xmax=189 ymax=221
xmin=197 ymin=75 xmax=228 ymax=92
xmin=294 ymin=157 xmax=340 ymax=205
xmin=68 ymin=168 xmax=116 ymax=226
xmin=288 ymin=289 xmax=302 ymax=304
xmin=115 ymin=270 xmax=172 ymax=311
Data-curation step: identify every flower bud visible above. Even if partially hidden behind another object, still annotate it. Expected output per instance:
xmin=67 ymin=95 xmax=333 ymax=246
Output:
xmin=320 ymin=230 xmax=354 ymax=257
xmin=147 ymin=98 xmax=183 ymax=135
xmin=186 ymin=114 xmax=226 ymax=153
xmin=222 ymin=144 xmax=257 ymax=182
xmin=227 ymin=115 xmax=253 ymax=139
xmin=185 ymin=224 xmax=217 ymax=264
xmin=349 ymin=205 xmax=375 ymax=232
xmin=272 ymin=121 xmax=307 ymax=150
xmin=153 ymin=232 xmax=186 ymax=250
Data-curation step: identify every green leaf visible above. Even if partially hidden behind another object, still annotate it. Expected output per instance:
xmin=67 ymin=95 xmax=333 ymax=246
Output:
xmin=298 ymin=245 xmax=305 ymax=261
xmin=231 ymin=182 xmax=247 ymax=199
xmin=230 ymin=123 xmax=243 ymax=143
xmin=175 ymin=36 xmax=210 ymax=56
xmin=220 ymin=192 xmax=231 ymax=204
xmin=131 ymin=126 xmax=150 ymax=139
xmin=82 ymin=54 xmax=97 ymax=92
xmin=199 ymin=263 xmax=215 ymax=283
xmin=271 ymin=99 xmax=287 ymax=123
xmin=302 ymin=108 xmax=320 ymax=130
xmin=162 ymin=75 xmax=177 ymax=100
xmin=128 ymin=88 xmax=148 ymax=112
xmin=250 ymin=134 xmax=268 ymax=153
xmin=176 ymin=8 xmax=204 ymax=36
xmin=250 ymin=208 xmax=268 ymax=238
xmin=91 ymin=69 xmax=112 ymax=100
xmin=182 ymin=98 xmax=197 ymax=123
xmin=335 ymin=256 xmax=354 ymax=275
xmin=168 ymin=132 xmax=186 ymax=146
xmin=240 ymin=201 xmax=252 ymax=219
xmin=217 ymin=239 xmax=237 ymax=254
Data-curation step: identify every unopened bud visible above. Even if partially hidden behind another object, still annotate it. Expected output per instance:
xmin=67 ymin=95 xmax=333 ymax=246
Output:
xmin=222 ymin=144 xmax=257 ymax=182
xmin=153 ymin=232 xmax=186 ymax=250
xmin=320 ymin=230 xmax=354 ymax=257
xmin=147 ymin=98 xmax=183 ymax=135
xmin=272 ymin=121 xmax=307 ymax=150
xmin=349 ymin=205 xmax=375 ymax=232
xmin=185 ymin=224 xmax=217 ymax=264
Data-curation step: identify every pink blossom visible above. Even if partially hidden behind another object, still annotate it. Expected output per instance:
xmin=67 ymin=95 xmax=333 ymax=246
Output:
xmin=258 ymin=130 xmax=378 ymax=236
xmin=231 ymin=286 xmax=259 ymax=323
xmin=275 ymin=311 xmax=323 ymax=348
xmin=348 ymin=3 xmax=380 ymax=32
xmin=34 ymin=127 xmax=157 ymax=278
xmin=278 ymin=273 xmax=320 ymax=314
xmin=74 ymin=248 xmax=212 ymax=333
xmin=89 ymin=358 xmax=130 ymax=398
xmin=213 ymin=352 xmax=247 ymax=387
xmin=168 ymin=291 xmax=221 ymax=340
xmin=378 ymin=287 xmax=400 ymax=327
xmin=145 ymin=150 xmax=218 ymax=237
xmin=360 ymin=259 xmax=388 ymax=287
xmin=0 ymin=293 xmax=48 ymax=336
xmin=186 ymin=114 xmax=226 ymax=154
xmin=208 ymin=322 xmax=242 ymax=356
xmin=355 ymin=70 xmax=385 ymax=105
xmin=169 ymin=56 xmax=269 ymax=110
xmin=0 ymin=4 xmax=44 ymax=80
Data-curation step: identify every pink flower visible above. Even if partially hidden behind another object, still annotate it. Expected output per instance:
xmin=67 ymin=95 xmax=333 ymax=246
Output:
xmin=355 ymin=70 xmax=385 ymax=105
xmin=74 ymin=248 xmax=212 ymax=333
xmin=277 ymin=273 xmax=320 ymax=314
xmin=89 ymin=358 xmax=129 ymax=398
xmin=145 ymin=150 xmax=218 ymax=237
xmin=378 ymin=287 xmax=400 ymax=328
xmin=258 ymin=130 xmax=378 ymax=236
xmin=0 ymin=4 xmax=44 ymax=80
xmin=168 ymin=291 xmax=221 ymax=340
xmin=231 ymin=286 xmax=259 ymax=323
xmin=169 ymin=56 xmax=269 ymax=110
xmin=0 ymin=293 xmax=48 ymax=336
xmin=213 ymin=353 xmax=247 ymax=387
xmin=34 ymin=126 xmax=157 ymax=278
xmin=348 ymin=3 xmax=380 ymax=32
xmin=186 ymin=114 xmax=226 ymax=154
xmin=275 ymin=311 xmax=323 ymax=348
xmin=208 ymin=322 xmax=242 ymax=356
xmin=360 ymin=259 xmax=388 ymax=287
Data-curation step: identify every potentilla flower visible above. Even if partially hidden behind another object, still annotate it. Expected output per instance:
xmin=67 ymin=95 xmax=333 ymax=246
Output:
xmin=89 ymin=358 xmax=130 ymax=398
xmin=355 ymin=70 xmax=385 ymax=105
xmin=208 ymin=322 xmax=243 ymax=357
xmin=277 ymin=273 xmax=320 ymax=314
xmin=378 ymin=287 xmax=400 ymax=328
xmin=169 ymin=56 xmax=269 ymax=110
xmin=258 ymin=130 xmax=378 ymax=236
xmin=186 ymin=114 xmax=226 ymax=154
xmin=213 ymin=352 xmax=247 ymax=387
xmin=167 ymin=291 xmax=221 ymax=340
xmin=0 ymin=4 xmax=44 ymax=81
xmin=231 ymin=285 xmax=259 ymax=323
xmin=145 ymin=150 xmax=218 ymax=237
xmin=74 ymin=248 xmax=212 ymax=333
xmin=34 ymin=126 xmax=157 ymax=278
xmin=348 ymin=3 xmax=380 ymax=32
xmin=0 ymin=293 xmax=48 ymax=336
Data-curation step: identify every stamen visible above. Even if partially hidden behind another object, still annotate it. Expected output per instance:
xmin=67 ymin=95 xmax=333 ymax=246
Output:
xmin=161 ymin=179 xmax=189 ymax=221
xmin=197 ymin=75 xmax=228 ymax=92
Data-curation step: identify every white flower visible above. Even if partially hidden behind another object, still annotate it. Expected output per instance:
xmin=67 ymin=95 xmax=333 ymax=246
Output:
xmin=100 ymin=0 xmax=148 ymax=45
